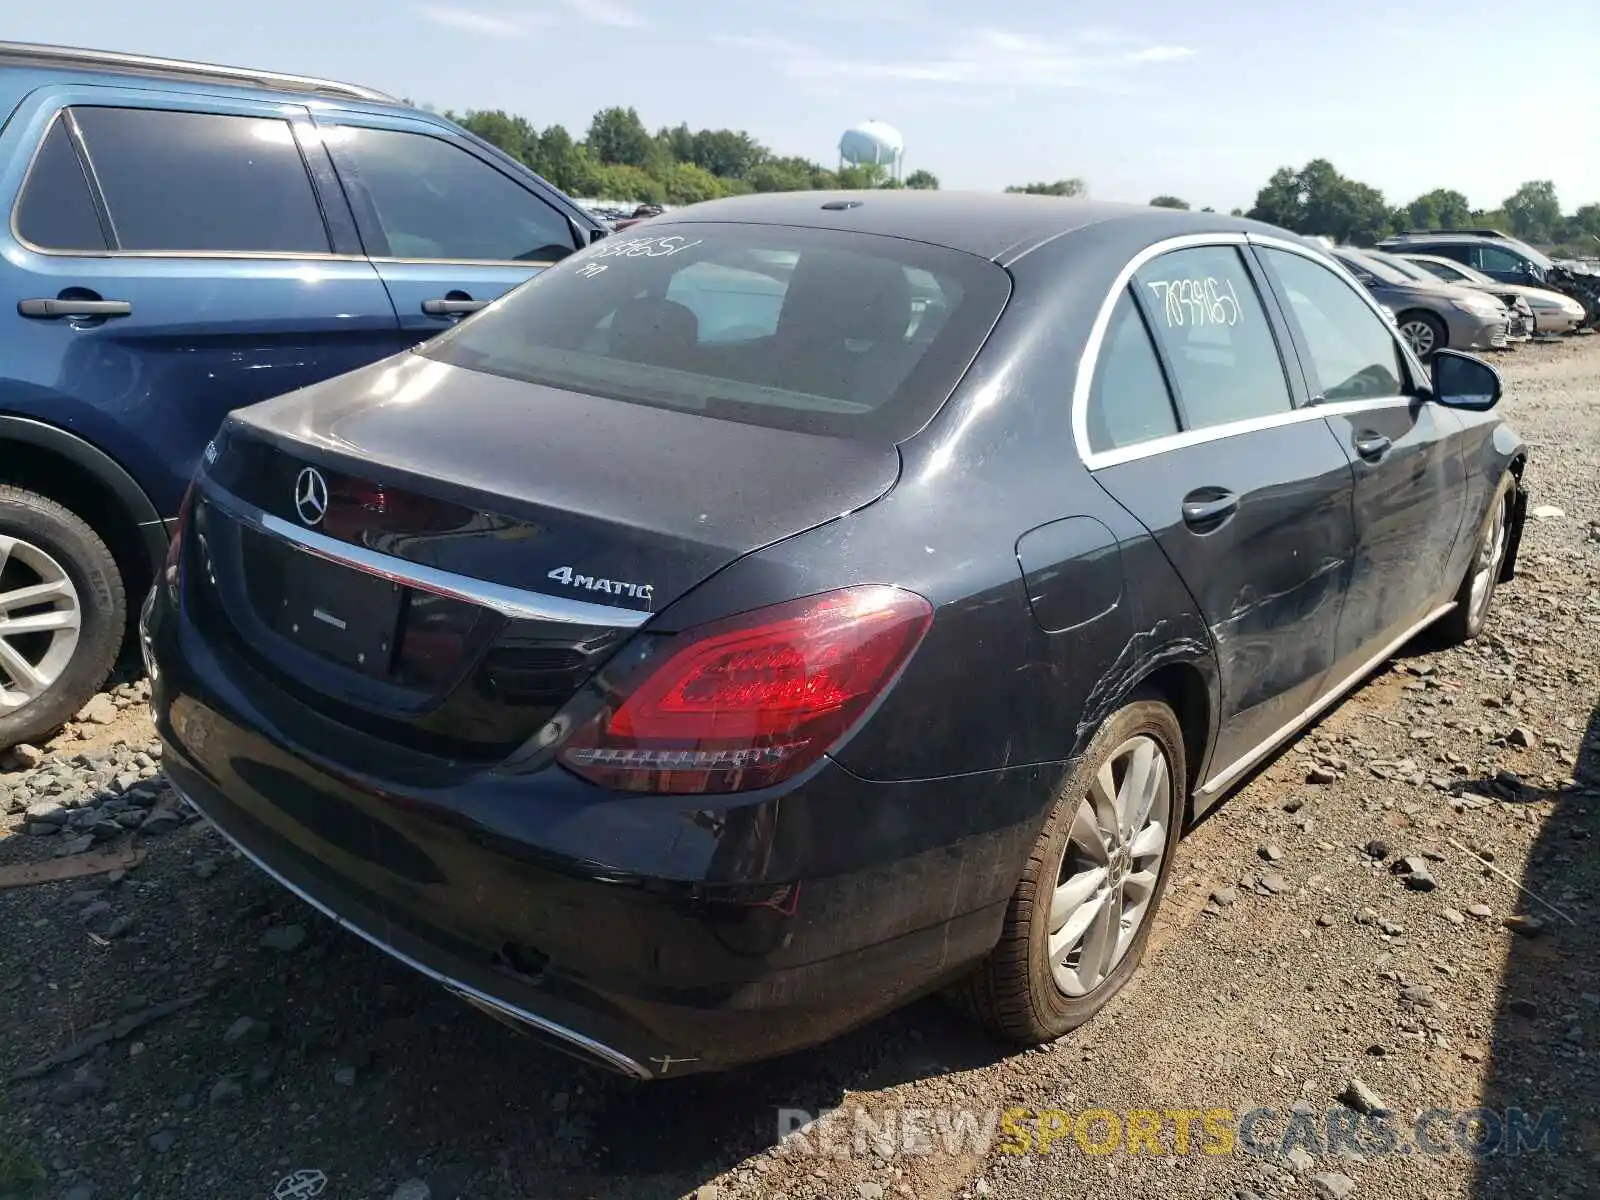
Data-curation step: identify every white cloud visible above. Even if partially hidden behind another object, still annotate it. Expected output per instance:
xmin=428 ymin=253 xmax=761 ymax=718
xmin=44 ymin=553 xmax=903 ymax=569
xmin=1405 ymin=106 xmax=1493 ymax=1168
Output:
xmin=760 ymin=27 xmax=1195 ymax=92
xmin=562 ymin=0 xmax=647 ymax=27
xmin=411 ymin=5 xmax=545 ymax=36
xmin=1125 ymin=45 xmax=1197 ymax=64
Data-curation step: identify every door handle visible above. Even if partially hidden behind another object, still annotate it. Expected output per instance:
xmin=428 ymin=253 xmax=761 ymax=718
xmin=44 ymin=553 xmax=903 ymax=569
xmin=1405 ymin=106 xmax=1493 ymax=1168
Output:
xmin=421 ymin=298 xmax=490 ymax=316
xmin=18 ymin=298 xmax=132 ymax=318
xmin=1353 ymin=431 xmax=1392 ymax=461
xmin=1181 ymin=489 xmax=1239 ymax=530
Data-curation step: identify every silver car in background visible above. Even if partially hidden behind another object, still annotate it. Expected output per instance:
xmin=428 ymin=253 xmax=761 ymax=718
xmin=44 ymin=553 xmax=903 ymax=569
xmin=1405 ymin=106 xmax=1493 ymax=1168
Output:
xmin=1399 ymin=252 xmax=1587 ymax=335
xmin=1367 ymin=250 xmax=1534 ymax=341
xmin=1331 ymin=247 xmax=1510 ymax=359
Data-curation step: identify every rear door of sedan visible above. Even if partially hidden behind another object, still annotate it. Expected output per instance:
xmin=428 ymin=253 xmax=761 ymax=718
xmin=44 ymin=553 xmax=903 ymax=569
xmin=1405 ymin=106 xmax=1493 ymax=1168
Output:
xmin=1252 ymin=242 xmax=1469 ymax=673
xmin=1078 ymin=238 xmax=1358 ymax=787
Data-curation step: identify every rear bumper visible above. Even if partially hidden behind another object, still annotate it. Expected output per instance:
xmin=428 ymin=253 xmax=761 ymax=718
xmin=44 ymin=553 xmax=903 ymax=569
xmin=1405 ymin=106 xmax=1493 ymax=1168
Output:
xmin=142 ymin=589 xmax=1050 ymax=1077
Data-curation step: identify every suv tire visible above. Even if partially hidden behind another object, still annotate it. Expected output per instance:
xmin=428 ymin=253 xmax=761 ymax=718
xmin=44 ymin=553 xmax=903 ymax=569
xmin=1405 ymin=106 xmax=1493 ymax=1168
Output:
xmin=0 ymin=485 xmax=126 ymax=749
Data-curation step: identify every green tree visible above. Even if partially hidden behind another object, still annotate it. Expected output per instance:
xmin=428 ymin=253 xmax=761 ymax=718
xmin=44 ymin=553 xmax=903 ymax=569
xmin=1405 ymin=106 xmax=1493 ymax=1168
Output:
xmin=689 ymin=128 xmax=767 ymax=178
xmin=659 ymin=122 xmax=696 ymax=163
xmin=838 ymin=163 xmax=889 ymax=189
xmin=1503 ymin=180 xmax=1561 ymax=242
xmin=1246 ymin=167 xmax=1303 ymax=228
xmin=905 ymin=169 xmax=940 ymax=190
xmin=536 ymin=125 xmax=582 ymax=193
xmin=1247 ymin=160 xmax=1394 ymax=243
xmin=1564 ymin=203 xmax=1600 ymax=245
xmin=1005 ymin=179 xmax=1086 ymax=197
xmin=1149 ymin=195 xmax=1190 ymax=210
xmin=1404 ymin=188 xmax=1471 ymax=230
xmin=587 ymin=106 xmax=655 ymax=169
xmin=450 ymin=109 xmax=539 ymax=165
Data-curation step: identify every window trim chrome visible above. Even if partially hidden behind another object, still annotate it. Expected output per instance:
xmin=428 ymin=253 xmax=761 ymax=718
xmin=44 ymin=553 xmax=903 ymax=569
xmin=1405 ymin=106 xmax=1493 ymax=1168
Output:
xmin=1073 ymin=231 xmax=1430 ymax=471
xmin=200 ymin=479 xmax=652 ymax=629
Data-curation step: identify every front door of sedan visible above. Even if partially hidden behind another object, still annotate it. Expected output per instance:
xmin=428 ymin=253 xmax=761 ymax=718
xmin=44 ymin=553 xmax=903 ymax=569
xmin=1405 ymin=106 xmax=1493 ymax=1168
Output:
xmin=1254 ymin=245 xmax=1469 ymax=670
xmin=1082 ymin=243 xmax=1357 ymax=780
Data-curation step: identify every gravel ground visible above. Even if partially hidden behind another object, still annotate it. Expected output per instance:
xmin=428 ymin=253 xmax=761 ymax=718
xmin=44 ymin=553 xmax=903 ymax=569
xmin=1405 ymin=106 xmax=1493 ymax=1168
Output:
xmin=1 ymin=338 xmax=1596 ymax=1200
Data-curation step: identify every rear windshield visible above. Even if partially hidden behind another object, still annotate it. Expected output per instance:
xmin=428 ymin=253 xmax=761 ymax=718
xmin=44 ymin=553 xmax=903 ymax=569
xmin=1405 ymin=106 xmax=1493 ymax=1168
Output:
xmin=419 ymin=222 xmax=1011 ymax=440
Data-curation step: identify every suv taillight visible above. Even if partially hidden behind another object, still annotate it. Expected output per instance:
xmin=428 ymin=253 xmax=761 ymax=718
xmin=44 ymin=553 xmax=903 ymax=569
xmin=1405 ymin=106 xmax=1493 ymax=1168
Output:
xmin=557 ymin=586 xmax=933 ymax=794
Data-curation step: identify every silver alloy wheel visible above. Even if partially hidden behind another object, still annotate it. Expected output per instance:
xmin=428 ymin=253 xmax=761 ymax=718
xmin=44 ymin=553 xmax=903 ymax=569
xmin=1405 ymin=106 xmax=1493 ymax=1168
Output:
xmin=0 ymin=535 xmax=83 ymax=714
xmin=1399 ymin=318 xmax=1438 ymax=358
xmin=1468 ymin=490 xmax=1509 ymax=625
xmin=1049 ymin=734 xmax=1172 ymax=997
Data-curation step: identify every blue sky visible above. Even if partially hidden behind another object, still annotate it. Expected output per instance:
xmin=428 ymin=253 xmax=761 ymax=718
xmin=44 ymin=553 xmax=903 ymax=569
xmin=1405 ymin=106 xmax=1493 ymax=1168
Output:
xmin=11 ymin=0 xmax=1597 ymax=213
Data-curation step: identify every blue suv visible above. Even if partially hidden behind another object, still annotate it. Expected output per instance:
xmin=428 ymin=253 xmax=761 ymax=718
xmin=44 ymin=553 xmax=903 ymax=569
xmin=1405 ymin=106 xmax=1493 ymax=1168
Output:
xmin=0 ymin=41 xmax=605 ymax=748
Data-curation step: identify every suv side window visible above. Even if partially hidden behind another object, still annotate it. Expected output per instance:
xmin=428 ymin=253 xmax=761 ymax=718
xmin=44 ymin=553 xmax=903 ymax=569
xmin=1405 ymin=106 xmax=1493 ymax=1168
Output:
xmin=72 ymin=107 xmax=330 ymax=254
xmin=329 ymin=127 xmax=577 ymax=263
xmin=14 ymin=118 xmax=108 ymax=252
xmin=1259 ymin=248 xmax=1407 ymax=402
xmin=1085 ymin=289 xmax=1180 ymax=453
xmin=1475 ymin=245 xmax=1529 ymax=276
xmin=1424 ymin=242 xmax=1472 ymax=267
xmin=1133 ymin=245 xmax=1294 ymax=429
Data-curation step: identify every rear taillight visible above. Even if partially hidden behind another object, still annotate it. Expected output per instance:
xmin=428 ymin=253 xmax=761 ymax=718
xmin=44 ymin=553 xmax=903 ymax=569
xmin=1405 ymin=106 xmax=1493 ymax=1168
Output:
xmin=163 ymin=484 xmax=197 ymax=600
xmin=557 ymin=586 xmax=933 ymax=794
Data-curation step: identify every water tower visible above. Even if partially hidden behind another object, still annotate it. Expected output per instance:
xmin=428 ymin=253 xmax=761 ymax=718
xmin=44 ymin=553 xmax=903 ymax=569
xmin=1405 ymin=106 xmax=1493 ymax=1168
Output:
xmin=839 ymin=120 xmax=904 ymax=183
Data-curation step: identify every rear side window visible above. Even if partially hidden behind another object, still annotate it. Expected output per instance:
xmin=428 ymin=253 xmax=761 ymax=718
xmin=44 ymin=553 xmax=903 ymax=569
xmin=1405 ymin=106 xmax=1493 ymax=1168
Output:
xmin=327 ymin=127 xmax=577 ymax=262
xmin=1133 ymin=245 xmax=1293 ymax=429
xmin=73 ymin=107 xmax=330 ymax=254
xmin=1475 ymin=244 xmax=1530 ymax=275
xmin=1086 ymin=291 xmax=1179 ymax=453
xmin=1260 ymin=248 xmax=1406 ymax=402
xmin=14 ymin=119 xmax=107 ymax=252
xmin=422 ymin=223 xmax=1011 ymax=440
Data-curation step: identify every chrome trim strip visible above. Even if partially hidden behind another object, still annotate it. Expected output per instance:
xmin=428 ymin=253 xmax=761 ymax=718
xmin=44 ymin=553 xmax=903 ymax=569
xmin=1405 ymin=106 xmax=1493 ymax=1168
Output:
xmin=1080 ymin=396 xmax=1414 ymax=470
xmin=1072 ymin=231 xmax=1430 ymax=472
xmin=200 ymin=481 xmax=652 ymax=629
xmin=169 ymin=780 xmax=652 ymax=1079
xmin=1195 ymin=602 xmax=1454 ymax=803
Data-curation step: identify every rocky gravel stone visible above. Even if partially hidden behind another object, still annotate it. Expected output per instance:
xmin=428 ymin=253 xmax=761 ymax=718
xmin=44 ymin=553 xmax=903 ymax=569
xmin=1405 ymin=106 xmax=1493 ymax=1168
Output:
xmin=259 ymin=923 xmax=307 ymax=953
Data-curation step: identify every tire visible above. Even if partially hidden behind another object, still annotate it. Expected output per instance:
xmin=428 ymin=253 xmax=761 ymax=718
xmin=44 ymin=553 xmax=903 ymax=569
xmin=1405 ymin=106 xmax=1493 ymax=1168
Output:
xmin=1435 ymin=472 xmax=1514 ymax=647
xmin=950 ymin=695 xmax=1187 ymax=1043
xmin=0 ymin=486 xmax=125 ymax=750
xmin=1396 ymin=311 xmax=1447 ymax=360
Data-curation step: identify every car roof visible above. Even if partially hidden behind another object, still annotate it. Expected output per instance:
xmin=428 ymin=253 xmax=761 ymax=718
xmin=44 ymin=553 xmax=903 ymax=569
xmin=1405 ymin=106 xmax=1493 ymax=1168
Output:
xmin=647 ymin=190 xmax=1295 ymax=266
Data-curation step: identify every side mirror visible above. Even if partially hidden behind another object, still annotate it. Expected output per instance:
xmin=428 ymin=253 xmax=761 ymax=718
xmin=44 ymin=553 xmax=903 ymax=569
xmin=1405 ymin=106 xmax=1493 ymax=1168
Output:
xmin=589 ymin=227 xmax=609 ymax=244
xmin=1430 ymin=349 xmax=1501 ymax=411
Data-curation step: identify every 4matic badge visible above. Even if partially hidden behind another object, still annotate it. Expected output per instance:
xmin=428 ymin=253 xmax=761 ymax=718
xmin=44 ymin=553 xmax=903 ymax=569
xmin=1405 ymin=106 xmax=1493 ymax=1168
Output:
xmin=547 ymin=566 xmax=653 ymax=601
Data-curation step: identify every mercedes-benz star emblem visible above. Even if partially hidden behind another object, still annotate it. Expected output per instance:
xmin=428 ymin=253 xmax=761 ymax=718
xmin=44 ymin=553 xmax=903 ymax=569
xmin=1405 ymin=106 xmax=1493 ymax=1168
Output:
xmin=294 ymin=466 xmax=329 ymax=527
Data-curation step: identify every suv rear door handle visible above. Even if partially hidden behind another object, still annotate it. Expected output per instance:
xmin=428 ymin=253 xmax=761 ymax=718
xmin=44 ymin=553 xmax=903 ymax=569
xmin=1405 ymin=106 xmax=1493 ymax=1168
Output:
xmin=1354 ymin=431 xmax=1392 ymax=461
xmin=19 ymin=298 xmax=132 ymax=318
xmin=1181 ymin=489 xmax=1240 ymax=530
xmin=421 ymin=298 xmax=490 ymax=316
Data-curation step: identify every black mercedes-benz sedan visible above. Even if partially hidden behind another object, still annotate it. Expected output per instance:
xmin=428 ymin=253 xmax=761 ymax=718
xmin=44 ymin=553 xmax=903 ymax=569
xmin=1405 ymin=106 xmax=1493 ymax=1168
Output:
xmin=143 ymin=192 xmax=1528 ymax=1078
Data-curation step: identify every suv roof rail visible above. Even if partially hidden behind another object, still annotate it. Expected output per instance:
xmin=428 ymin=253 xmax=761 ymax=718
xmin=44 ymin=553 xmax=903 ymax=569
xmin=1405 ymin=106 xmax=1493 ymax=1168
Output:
xmin=0 ymin=41 xmax=398 ymax=103
xmin=1393 ymin=228 xmax=1510 ymax=239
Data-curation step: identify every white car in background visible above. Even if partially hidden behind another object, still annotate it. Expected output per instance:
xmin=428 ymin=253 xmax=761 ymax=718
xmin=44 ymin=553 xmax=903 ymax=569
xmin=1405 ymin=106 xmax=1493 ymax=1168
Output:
xmin=1401 ymin=252 xmax=1587 ymax=335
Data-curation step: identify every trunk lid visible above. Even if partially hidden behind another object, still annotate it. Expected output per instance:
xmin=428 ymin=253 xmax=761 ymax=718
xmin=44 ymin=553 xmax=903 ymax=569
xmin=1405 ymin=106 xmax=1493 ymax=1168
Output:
xmin=188 ymin=352 xmax=900 ymax=761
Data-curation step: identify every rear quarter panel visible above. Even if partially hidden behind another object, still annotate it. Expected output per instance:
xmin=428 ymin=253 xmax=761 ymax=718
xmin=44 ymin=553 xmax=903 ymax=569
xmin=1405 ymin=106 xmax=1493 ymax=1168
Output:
xmin=654 ymin=229 xmax=1219 ymax=788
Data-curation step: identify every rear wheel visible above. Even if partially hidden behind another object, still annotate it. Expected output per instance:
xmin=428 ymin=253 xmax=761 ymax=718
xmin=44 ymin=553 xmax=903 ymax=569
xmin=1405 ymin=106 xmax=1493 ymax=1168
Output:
xmin=951 ymin=696 xmax=1186 ymax=1043
xmin=1435 ymin=472 xmax=1513 ymax=646
xmin=1397 ymin=310 xmax=1446 ymax=360
xmin=0 ymin=486 xmax=125 ymax=749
